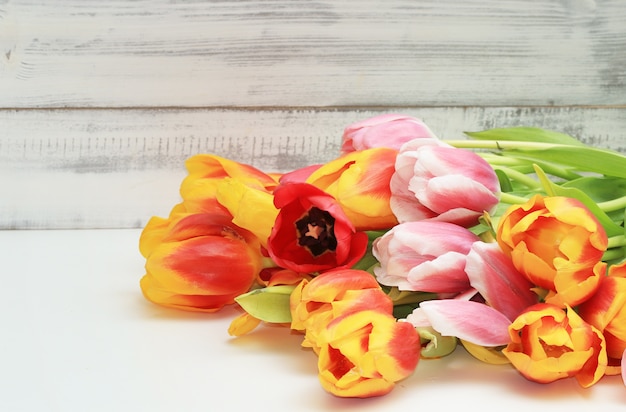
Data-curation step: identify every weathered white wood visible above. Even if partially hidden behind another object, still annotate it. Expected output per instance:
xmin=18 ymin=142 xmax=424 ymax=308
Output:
xmin=1 ymin=0 xmax=625 ymax=108
xmin=1 ymin=106 xmax=625 ymax=229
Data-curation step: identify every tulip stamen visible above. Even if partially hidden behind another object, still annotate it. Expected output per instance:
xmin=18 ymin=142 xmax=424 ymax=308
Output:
xmin=296 ymin=207 xmax=337 ymax=257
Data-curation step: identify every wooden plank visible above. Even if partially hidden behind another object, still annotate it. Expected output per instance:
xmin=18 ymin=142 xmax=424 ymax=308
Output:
xmin=2 ymin=106 xmax=625 ymax=229
xmin=1 ymin=0 xmax=625 ymax=108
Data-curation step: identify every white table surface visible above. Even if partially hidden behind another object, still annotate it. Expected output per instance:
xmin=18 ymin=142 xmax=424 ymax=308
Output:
xmin=1 ymin=229 xmax=624 ymax=411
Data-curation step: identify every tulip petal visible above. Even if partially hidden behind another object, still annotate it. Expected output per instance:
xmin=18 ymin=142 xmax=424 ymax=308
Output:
xmin=418 ymin=299 xmax=512 ymax=346
xmin=465 ymin=242 xmax=537 ymax=321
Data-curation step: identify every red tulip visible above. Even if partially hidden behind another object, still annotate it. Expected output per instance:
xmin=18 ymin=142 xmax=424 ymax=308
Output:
xmin=267 ymin=183 xmax=368 ymax=274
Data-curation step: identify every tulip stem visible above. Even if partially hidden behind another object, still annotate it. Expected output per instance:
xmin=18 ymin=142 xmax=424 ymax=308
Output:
xmin=608 ymin=235 xmax=626 ymax=249
xmin=491 ymin=166 xmax=543 ymax=189
xmin=498 ymin=192 xmax=530 ymax=205
xmin=598 ymin=196 xmax=626 ymax=213
xmin=603 ymin=248 xmax=625 ymax=263
xmin=445 ymin=140 xmax=561 ymax=151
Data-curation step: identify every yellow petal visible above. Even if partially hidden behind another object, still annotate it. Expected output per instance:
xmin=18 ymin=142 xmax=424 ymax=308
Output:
xmin=228 ymin=312 xmax=262 ymax=336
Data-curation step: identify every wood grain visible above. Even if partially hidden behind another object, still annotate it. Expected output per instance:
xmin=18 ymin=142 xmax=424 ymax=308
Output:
xmin=2 ymin=1 xmax=626 ymax=229
xmin=1 ymin=0 xmax=625 ymax=107
xmin=1 ymin=106 xmax=625 ymax=229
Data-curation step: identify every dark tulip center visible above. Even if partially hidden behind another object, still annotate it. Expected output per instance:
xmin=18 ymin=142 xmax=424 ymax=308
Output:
xmin=296 ymin=207 xmax=337 ymax=256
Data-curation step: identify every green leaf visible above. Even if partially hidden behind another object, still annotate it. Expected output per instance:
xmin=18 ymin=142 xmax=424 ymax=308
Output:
xmin=533 ymin=166 xmax=624 ymax=237
xmin=234 ymin=285 xmax=295 ymax=323
xmin=464 ymin=127 xmax=586 ymax=146
xmin=494 ymin=169 xmax=513 ymax=192
xmin=505 ymin=146 xmax=626 ymax=179
xmin=562 ymin=176 xmax=626 ymax=203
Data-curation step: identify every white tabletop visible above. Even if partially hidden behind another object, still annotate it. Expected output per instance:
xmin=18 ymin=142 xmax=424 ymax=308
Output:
xmin=1 ymin=229 xmax=624 ymax=411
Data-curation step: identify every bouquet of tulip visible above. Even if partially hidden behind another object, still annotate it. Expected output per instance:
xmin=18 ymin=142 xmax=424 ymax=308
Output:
xmin=138 ymin=114 xmax=626 ymax=398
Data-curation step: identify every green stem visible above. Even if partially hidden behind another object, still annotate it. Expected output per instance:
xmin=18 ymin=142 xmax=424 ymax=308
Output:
xmin=445 ymin=140 xmax=562 ymax=151
xmin=499 ymin=192 xmax=530 ymax=205
xmin=478 ymin=153 xmax=530 ymax=167
xmin=603 ymin=248 xmax=625 ymax=262
xmin=608 ymin=235 xmax=626 ymax=249
xmin=598 ymin=196 xmax=626 ymax=213
xmin=492 ymin=166 xmax=543 ymax=189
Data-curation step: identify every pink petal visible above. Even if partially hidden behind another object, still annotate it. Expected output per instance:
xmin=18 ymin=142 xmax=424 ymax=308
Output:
xmin=406 ymin=253 xmax=470 ymax=293
xmin=465 ymin=242 xmax=538 ymax=321
xmin=418 ymin=299 xmax=512 ymax=346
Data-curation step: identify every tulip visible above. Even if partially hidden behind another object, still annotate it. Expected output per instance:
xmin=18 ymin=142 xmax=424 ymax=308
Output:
xmin=412 ymin=299 xmax=512 ymax=347
xmin=267 ymin=182 xmax=369 ymax=273
xmin=497 ymin=195 xmax=608 ymax=307
xmin=503 ymin=303 xmax=607 ymax=388
xmin=178 ymin=154 xmax=277 ymax=212
xmin=290 ymin=269 xmax=393 ymax=351
xmin=305 ymin=148 xmax=399 ymax=230
xmin=372 ymin=221 xmax=480 ymax=293
xmin=578 ymin=260 xmax=626 ymax=361
xmin=316 ymin=309 xmax=421 ymax=397
xmin=464 ymin=241 xmax=538 ymax=321
xmin=340 ymin=113 xmax=437 ymax=154
xmin=176 ymin=154 xmax=279 ymax=247
xmin=139 ymin=212 xmax=263 ymax=312
xmin=390 ymin=143 xmax=500 ymax=227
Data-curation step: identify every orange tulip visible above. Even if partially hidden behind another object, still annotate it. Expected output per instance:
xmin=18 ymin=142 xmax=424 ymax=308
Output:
xmin=578 ymin=261 xmax=626 ymax=361
xmin=317 ymin=309 xmax=420 ymax=397
xmin=305 ymin=148 xmax=399 ymax=231
xmin=290 ymin=269 xmax=392 ymax=352
xmin=497 ymin=195 xmax=608 ymax=307
xmin=139 ymin=212 xmax=263 ymax=312
xmin=503 ymin=303 xmax=607 ymax=388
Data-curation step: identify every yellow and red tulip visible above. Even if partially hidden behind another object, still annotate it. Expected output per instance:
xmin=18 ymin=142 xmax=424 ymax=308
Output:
xmin=289 ymin=268 xmax=392 ymax=352
xmin=305 ymin=147 xmax=399 ymax=231
xmin=139 ymin=212 xmax=263 ymax=312
xmin=316 ymin=309 xmax=420 ymax=398
xmin=503 ymin=303 xmax=607 ymax=388
xmin=497 ymin=195 xmax=608 ymax=307
xmin=177 ymin=154 xmax=279 ymax=247
xmin=578 ymin=260 xmax=626 ymax=361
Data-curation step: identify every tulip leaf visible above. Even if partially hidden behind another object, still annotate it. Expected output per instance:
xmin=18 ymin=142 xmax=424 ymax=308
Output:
xmin=534 ymin=166 xmax=624 ymax=237
xmin=464 ymin=127 xmax=586 ymax=146
xmin=234 ymin=285 xmax=295 ymax=323
xmin=494 ymin=169 xmax=513 ymax=192
xmin=562 ymin=176 xmax=626 ymax=202
xmin=504 ymin=146 xmax=626 ymax=179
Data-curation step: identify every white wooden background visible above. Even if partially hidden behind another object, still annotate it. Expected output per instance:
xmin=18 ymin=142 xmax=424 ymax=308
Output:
xmin=1 ymin=0 xmax=625 ymax=229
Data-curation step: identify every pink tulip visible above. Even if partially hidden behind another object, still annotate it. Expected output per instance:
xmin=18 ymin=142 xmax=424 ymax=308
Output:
xmin=372 ymin=221 xmax=479 ymax=293
xmin=390 ymin=144 xmax=500 ymax=227
xmin=341 ymin=114 xmax=438 ymax=154
xmin=465 ymin=242 xmax=538 ymax=321
xmin=411 ymin=299 xmax=512 ymax=347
